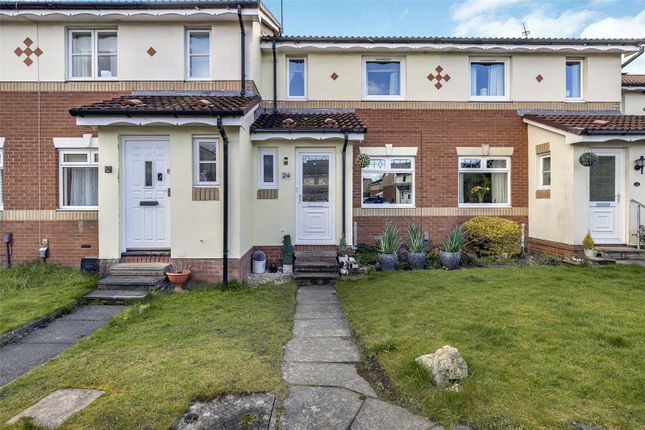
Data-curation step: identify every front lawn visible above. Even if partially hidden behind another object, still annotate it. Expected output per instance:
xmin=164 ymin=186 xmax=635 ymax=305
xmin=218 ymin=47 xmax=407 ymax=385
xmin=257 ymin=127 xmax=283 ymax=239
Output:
xmin=337 ymin=266 xmax=645 ymax=430
xmin=0 ymin=283 xmax=296 ymax=429
xmin=0 ymin=262 xmax=97 ymax=335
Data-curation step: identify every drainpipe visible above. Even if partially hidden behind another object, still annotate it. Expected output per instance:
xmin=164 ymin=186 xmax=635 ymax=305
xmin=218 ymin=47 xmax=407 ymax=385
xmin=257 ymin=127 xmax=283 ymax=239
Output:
xmin=342 ymin=133 xmax=349 ymax=242
xmin=217 ymin=117 xmax=229 ymax=287
xmin=272 ymin=39 xmax=278 ymax=112
xmin=237 ymin=5 xmax=246 ymax=96
xmin=622 ymin=45 xmax=644 ymax=68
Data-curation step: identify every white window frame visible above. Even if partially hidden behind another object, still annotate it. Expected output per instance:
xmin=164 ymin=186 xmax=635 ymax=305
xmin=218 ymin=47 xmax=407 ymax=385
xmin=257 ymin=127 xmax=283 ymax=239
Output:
xmin=68 ymin=29 xmax=118 ymax=81
xmin=458 ymin=156 xmax=511 ymax=208
xmin=539 ymin=154 xmax=552 ymax=189
xmin=565 ymin=58 xmax=584 ymax=101
xmin=469 ymin=57 xmax=510 ymax=101
xmin=58 ymin=149 xmax=99 ymax=210
xmin=193 ymin=136 xmax=219 ymax=187
xmin=0 ymin=147 xmax=4 ymax=211
xmin=286 ymin=57 xmax=307 ymax=99
xmin=186 ymin=29 xmax=211 ymax=81
xmin=258 ymin=147 xmax=278 ymax=189
xmin=361 ymin=156 xmax=415 ymax=208
xmin=362 ymin=57 xmax=406 ymax=101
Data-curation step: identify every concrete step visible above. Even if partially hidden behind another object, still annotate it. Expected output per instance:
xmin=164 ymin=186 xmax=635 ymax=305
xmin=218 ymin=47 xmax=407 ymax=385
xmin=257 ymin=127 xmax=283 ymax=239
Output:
xmin=295 ymin=261 xmax=339 ymax=272
xmin=98 ymin=275 xmax=167 ymax=291
xmin=83 ymin=290 xmax=148 ymax=304
xmin=293 ymin=272 xmax=340 ymax=281
xmin=295 ymin=251 xmax=338 ymax=260
xmin=109 ymin=262 xmax=170 ymax=277
xmin=598 ymin=246 xmax=645 ymax=260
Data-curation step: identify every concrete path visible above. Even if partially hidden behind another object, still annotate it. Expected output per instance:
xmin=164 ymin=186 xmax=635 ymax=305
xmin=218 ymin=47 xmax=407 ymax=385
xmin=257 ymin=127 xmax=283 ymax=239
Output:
xmin=0 ymin=305 xmax=125 ymax=387
xmin=280 ymin=285 xmax=444 ymax=430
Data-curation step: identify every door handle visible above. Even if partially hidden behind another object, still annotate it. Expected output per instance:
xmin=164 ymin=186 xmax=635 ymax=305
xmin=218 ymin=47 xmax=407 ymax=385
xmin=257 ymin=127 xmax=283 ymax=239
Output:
xmin=140 ymin=201 xmax=159 ymax=207
xmin=157 ymin=173 xmax=163 ymax=182
xmin=616 ymin=193 xmax=621 ymax=203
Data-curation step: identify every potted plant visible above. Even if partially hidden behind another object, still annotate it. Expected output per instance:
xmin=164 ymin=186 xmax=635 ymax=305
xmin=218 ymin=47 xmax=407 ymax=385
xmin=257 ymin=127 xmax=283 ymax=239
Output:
xmin=378 ymin=225 xmax=400 ymax=271
xmin=355 ymin=153 xmax=371 ymax=169
xmin=282 ymin=234 xmax=294 ymax=273
xmin=167 ymin=261 xmax=191 ymax=293
xmin=439 ymin=226 xmax=465 ymax=270
xmin=252 ymin=251 xmax=266 ymax=274
xmin=579 ymin=152 xmax=599 ymax=167
xmin=406 ymin=223 xmax=426 ymax=270
xmin=582 ymin=231 xmax=597 ymax=258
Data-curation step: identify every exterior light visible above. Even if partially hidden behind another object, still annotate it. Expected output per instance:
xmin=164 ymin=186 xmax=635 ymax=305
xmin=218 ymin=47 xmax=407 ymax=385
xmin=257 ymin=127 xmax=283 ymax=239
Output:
xmin=636 ymin=156 xmax=645 ymax=175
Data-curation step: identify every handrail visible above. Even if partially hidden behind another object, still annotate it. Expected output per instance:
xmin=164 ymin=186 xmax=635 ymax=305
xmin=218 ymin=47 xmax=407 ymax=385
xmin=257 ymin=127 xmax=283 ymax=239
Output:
xmin=631 ymin=199 xmax=645 ymax=209
xmin=631 ymin=199 xmax=644 ymax=250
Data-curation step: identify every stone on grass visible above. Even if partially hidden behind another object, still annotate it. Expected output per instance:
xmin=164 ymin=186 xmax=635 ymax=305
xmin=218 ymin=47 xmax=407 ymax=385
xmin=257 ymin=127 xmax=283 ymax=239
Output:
xmin=174 ymin=393 xmax=276 ymax=430
xmin=7 ymin=389 xmax=104 ymax=429
xmin=415 ymin=345 xmax=468 ymax=388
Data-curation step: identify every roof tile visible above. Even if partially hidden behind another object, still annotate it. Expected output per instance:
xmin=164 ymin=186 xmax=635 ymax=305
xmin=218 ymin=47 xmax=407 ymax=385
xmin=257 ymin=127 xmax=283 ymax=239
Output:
xmin=251 ymin=112 xmax=367 ymax=132
xmin=622 ymin=74 xmax=645 ymax=87
xmin=524 ymin=114 xmax=645 ymax=135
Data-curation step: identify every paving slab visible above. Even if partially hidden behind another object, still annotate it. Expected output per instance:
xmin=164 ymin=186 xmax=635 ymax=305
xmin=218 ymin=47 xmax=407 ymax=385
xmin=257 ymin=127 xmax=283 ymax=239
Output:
xmin=292 ymin=318 xmax=351 ymax=337
xmin=351 ymin=398 xmax=438 ymax=430
xmin=296 ymin=290 xmax=339 ymax=305
xmin=280 ymin=386 xmax=364 ymax=430
xmin=19 ymin=318 xmax=109 ymax=344
xmin=63 ymin=305 xmax=126 ymax=321
xmin=7 ymin=389 xmax=104 ymax=428
xmin=0 ymin=343 xmax=70 ymax=387
xmin=294 ymin=303 xmax=343 ymax=320
xmin=284 ymin=337 xmax=360 ymax=362
xmin=282 ymin=362 xmax=376 ymax=396
xmin=175 ymin=393 xmax=276 ymax=430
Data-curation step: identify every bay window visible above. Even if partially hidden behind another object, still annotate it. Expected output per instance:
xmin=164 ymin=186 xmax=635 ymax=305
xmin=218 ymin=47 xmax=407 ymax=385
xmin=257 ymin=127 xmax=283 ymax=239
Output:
xmin=363 ymin=58 xmax=404 ymax=99
xmin=566 ymin=59 xmax=582 ymax=99
xmin=470 ymin=58 xmax=507 ymax=99
xmin=362 ymin=156 xmax=414 ymax=207
xmin=59 ymin=150 xmax=98 ymax=209
xmin=69 ymin=30 xmax=117 ymax=79
xmin=193 ymin=137 xmax=218 ymax=186
xmin=458 ymin=157 xmax=510 ymax=206
xmin=258 ymin=147 xmax=278 ymax=189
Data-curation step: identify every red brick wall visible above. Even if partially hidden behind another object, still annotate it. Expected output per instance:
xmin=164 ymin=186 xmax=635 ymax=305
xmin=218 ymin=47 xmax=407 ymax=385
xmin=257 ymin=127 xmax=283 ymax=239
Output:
xmin=527 ymin=237 xmax=580 ymax=257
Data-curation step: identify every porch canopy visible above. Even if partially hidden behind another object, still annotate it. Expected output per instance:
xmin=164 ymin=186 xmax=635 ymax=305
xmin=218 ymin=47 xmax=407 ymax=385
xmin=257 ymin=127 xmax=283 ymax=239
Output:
xmin=522 ymin=113 xmax=645 ymax=143
xmin=250 ymin=110 xmax=367 ymax=141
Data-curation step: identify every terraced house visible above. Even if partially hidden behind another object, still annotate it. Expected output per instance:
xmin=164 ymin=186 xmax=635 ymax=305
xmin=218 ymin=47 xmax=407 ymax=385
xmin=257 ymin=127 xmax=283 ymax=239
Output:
xmin=1 ymin=0 xmax=644 ymax=281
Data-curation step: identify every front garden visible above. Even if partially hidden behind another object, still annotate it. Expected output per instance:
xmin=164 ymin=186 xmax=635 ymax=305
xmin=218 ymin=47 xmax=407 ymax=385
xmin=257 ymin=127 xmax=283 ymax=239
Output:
xmin=337 ymin=266 xmax=645 ymax=429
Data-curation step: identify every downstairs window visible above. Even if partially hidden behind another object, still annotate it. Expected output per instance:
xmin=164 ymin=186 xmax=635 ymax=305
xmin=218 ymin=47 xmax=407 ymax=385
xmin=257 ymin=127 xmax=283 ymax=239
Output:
xmin=362 ymin=156 xmax=414 ymax=207
xmin=59 ymin=150 xmax=98 ymax=209
xmin=458 ymin=157 xmax=510 ymax=206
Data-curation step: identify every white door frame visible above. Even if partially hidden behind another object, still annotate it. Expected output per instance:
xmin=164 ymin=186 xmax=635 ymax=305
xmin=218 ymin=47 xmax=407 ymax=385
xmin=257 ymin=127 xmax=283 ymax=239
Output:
xmin=588 ymin=148 xmax=625 ymax=244
xmin=295 ymin=148 xmax=336 ymax=245
xmin=122 ymin=136 xmax=171 ymax=250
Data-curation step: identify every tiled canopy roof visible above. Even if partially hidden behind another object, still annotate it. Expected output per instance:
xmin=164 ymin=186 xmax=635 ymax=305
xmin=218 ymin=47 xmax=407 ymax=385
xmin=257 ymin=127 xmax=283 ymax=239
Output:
xmin=251 ymin=112 xmax=367 ymax=133
xmin=69 ymin=95 xmax=260 ymax=116
xmin=622 ymin=74 xmax=645 ymax=87
xmin=523 ymin=114 xmax=645 ymax=135
xmin=263 ymin=36 xmax=645 ymax=46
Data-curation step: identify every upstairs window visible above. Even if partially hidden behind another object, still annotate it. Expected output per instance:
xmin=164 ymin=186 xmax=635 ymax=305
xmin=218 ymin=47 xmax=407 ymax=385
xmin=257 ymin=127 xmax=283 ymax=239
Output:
xmin=362 ymin=156 xmax=414 ymax=207
xmin=69 ymin=30 xmax=117 ymax=79
xmin=459 ymin=157 xmax=510 ymax=206
xmin=363 ymin=59 xmax=403 ymax=99
xmin=59 ymin=150 xmax=98 ymax=209
xmin=470 ymin=59 xmax=507 ymax=99
xmin=287 ymin=58 xmax=306 ymax=98
xmin=187 ymin=30 xmax=210 ymax=79
xmin=193 ymin=137 xmax=218 ymax=186
xmin=566 ymin=60 xmax=582 ymax=99
xmin=258 ymin=147 xmax=278 ymax=189
xmin=539 ymin=155 xmax=551 ymax=188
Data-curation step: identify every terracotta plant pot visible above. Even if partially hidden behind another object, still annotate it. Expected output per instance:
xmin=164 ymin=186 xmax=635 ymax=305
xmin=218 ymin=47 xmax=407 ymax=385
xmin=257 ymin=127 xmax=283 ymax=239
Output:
xmin=167 ymin=270 xmax=191 ymax=293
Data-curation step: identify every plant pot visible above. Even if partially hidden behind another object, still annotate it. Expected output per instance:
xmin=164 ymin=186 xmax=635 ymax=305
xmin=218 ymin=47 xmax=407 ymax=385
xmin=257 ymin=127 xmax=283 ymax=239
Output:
xmin=584 ymin=248 xmax=597 ymax=258
xmin=282 ymin=264 xmax=293 ymax=274
xmin=378 ymin=253 xmax=397 ymax=271
xmin=252 ymin=259 xmax=266 ymax=274
xmin=167 ymin=270 xmax=191 ymax=293
xmin=439 ymin=251 xmax=461 ymax=270
xmin=407 ymin=252 xmax=427 ymax=270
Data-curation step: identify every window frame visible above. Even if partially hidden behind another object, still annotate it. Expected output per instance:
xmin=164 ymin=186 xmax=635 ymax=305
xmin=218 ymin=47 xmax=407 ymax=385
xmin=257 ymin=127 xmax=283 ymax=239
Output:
xmin=361 ymin=156 xmax=415 ymax=209
xmin=67 ymin=29 xmax=118 ymax=81
xmin=186 ymin=29 xmax=212 ymax=81
xmin=469 ymin=57 xmax=510 ymax=101
xmin=58 ymin=149 xmax=99 ymax=210
xmin=565 ymin=58 xmax=584 ymax=101
xmin=362 ymin=57 xmax=406 ymax=101
xmin=458 ymin=156 xmax=511 ymax=208
xmin=286 ymin=56 xmax=307 ymax=99
xmin=539 ymin=154 xmax=552 ymax=189
xmin=258 ymin=147 xmax=278 ymax=189
xmin=193 ymin=136 xmax=219 ymax=187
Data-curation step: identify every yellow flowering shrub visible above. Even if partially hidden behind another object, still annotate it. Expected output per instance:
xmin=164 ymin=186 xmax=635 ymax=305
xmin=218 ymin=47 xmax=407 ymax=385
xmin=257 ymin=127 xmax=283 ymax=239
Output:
xmin=463 ymin=216 xmax=521 ymax=257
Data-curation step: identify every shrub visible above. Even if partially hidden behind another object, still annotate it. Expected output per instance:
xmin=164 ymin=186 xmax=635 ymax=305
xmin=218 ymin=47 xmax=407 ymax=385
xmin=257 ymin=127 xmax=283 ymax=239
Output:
xmin=378 ymin=225 xmax=400 ymax=255
xmin=406 ymin=224 xmax=425 ymax=253
xmin=582 ymin=231 xmax=595 ymax=249
xmin=354 ymin=244 xmax=379 ymax=266
xmin=463 ymin=216 xmax=521 ymax=257
xmin=440 ymin=226 xmax=466 ymax=253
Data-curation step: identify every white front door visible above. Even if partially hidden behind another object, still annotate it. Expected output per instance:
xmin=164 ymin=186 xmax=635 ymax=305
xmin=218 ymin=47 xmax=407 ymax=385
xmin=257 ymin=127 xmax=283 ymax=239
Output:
xmin=296 ymin=150 xmax=335 ymax=245
xmin=588 ymin=149 xmax=624 ymax=244
xmin=124 ymin=138 xmax=171 ymax=249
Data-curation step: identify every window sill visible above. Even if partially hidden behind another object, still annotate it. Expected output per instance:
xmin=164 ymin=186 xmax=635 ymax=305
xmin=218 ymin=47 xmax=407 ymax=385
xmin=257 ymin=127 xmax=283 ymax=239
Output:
xmin=258 ymin=185 xmax=278 ymax=190
xmin=361 ymin=204 xmax=415 ymax=209
xmin=286 ymin=96 xmax=307 ymax=101
xmin=57 ymin=207 xmax=99 ymax=211
xmin=469 ymin=96 xmax=511 ymax=102
xmin=564 ymin=98 xmax=585 ymax=103
xmin=66 ymin=78 xmax=119 ymax=82
xmin=193 ymin=184 xmax=219 ymax=188
xmin=362 ymin=95 xmax=405 ymax=102
xmin=186 ymin=78 xmax=212 ymax=82
xmin=458 ymin=204 xmax=511 ymax=209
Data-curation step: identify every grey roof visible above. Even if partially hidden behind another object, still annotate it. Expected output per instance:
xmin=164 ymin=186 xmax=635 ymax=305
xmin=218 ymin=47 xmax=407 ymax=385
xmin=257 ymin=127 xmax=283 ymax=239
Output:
xmin=0 ymin=1 xmax=260 ymax=9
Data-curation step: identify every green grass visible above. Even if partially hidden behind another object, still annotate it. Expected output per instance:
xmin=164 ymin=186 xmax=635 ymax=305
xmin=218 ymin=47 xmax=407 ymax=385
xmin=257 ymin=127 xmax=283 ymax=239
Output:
xmin=337 ymin=265 xmax=645 ymax=430
xmin=0 ymin=262 xmax=97 ymax=335
xmin=0 ymin=283 xmax=296 ymax=429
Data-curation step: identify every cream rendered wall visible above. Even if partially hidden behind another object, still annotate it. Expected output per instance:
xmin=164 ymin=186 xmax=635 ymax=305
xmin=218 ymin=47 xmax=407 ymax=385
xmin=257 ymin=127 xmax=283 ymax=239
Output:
xmin=585 ymin=55 xmax=622 ymax=102
xmin=527 ymin=126 xmax=575 ymax=244
xmin=0 ymin=22 xmax=66 ymax=81
xmin=252 ymin=139 xmax=353 ymax=246
xmin=622 ymin=92 xmax=645 ymax=115
xmin=407 ymin=53 xmax=469 ymax=101
xmin=117 ymin=23 xmax=184 ymax=80
xmin=511 ymin=55 xmax=564 ymax=101
xmin=625 ymin=142 xmax=645 ymax=245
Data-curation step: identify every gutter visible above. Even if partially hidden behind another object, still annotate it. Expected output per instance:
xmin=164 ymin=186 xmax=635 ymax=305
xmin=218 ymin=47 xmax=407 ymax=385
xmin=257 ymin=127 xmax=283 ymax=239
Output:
xmin=237 ymin=5 xmax=246 ymax=96
xmin=69 ymin=109 xmax=248 ymax=117
xmin=341 ymin=133 xmax=349 ymax=242
xmin=622 ymin=45 xmax=644 ymax=68
xmin=250 ymin=127 xmax=367 ymax=133
xmin=216 ymin=117 xmax=230 ymax=288
xmin=0 ymin=1 xmax=260 ymax=10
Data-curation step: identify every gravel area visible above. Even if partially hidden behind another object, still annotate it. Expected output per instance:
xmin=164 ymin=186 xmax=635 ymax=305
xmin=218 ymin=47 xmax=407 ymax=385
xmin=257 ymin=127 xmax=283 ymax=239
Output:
xmin=247 ymin=272 xmax=293 ymax=287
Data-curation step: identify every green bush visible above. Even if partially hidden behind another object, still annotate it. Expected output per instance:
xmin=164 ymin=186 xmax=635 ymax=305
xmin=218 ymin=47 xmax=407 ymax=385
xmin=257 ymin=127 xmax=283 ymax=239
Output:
xmin=463 ymin=216 xmax=521 ymax=257
xmin=354 ymin=244 xmax=379 ymax=266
